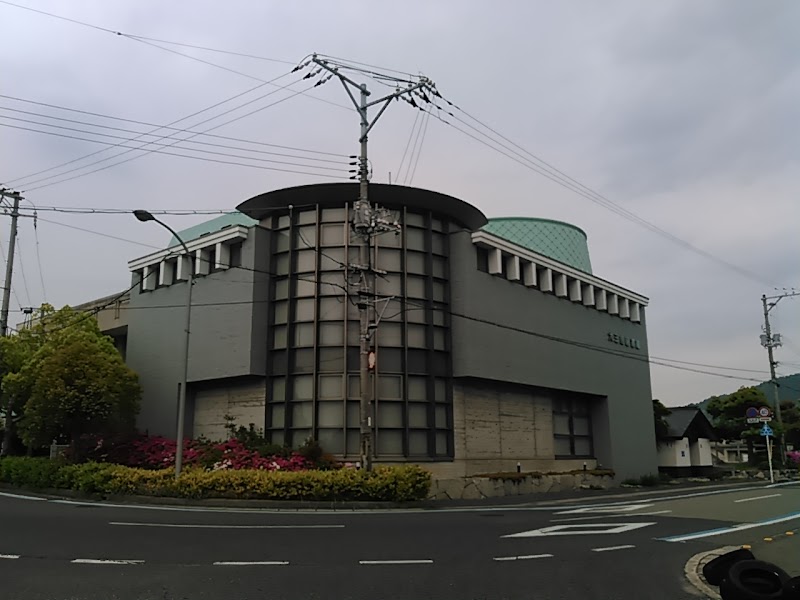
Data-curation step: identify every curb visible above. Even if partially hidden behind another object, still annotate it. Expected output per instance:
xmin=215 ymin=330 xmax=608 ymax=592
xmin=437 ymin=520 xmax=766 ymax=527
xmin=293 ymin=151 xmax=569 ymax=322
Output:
xmin=684 ymin=545 xmax=739 ymax=600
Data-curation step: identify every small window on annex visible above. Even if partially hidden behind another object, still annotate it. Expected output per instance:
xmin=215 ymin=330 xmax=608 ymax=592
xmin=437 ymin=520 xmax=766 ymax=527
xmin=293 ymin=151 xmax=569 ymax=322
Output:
xmin=553 ymin=395 xmax=594 ymax=459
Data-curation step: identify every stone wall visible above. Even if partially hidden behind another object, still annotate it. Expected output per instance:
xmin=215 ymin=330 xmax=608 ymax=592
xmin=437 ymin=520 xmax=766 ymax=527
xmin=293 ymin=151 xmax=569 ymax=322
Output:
xmin=428 ymin=472 xmax=614 ymax=501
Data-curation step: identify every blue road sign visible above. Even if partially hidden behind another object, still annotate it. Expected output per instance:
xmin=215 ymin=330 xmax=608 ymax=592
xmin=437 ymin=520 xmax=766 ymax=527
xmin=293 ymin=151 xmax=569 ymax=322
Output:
xmin=760 ymin=424 xmax=774 ymax=437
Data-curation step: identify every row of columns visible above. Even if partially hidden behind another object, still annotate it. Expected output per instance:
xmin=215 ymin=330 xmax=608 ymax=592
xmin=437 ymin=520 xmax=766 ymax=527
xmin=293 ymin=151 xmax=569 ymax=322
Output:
xmin=141 ymin=242 xmax=231 ymax=291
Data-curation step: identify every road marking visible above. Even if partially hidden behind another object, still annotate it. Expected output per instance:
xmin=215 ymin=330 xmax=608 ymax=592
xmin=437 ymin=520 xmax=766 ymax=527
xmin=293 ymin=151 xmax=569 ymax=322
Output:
xmin=359 ymin=560 xmax=433 ymax=565
xmin=493 ymin=554 xmax=553 ymax=561
xmin=109 ymin=522 xmax=345 ymax=529
xmin=734 ymin=494 xmax=782 ymax=503
xmin=555 ymin=504 xmax=654 ymax=515
xmin=661 ymin=511 xmax=800 ymax=542
xmin=552 ymin=510 xmax=671 ymax=522
xmin=592 ymin=545 xmax=636 ymax=552
xmin=213 ymin=561 xmax=289 ymax=566
xmin=0 ymin=491 xmax=46 ymax=501
xmin=503 ymin=522 xmax=656 ymax=538
xmin=71 ymin=559 xmax=144 ymax=565
xmin=0 ymin=555 xmax=20 ymax=559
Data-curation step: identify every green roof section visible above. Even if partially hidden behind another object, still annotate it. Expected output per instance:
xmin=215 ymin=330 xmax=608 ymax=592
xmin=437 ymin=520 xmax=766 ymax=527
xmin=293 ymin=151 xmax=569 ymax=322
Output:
xmin=169 ymin=212 xmax=257 ymax=246
xmin=482 ymin=217 xmax=593 ymax=274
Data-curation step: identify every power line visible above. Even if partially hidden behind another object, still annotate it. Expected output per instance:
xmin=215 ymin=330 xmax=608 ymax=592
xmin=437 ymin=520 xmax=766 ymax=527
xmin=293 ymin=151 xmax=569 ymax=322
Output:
xmin=30 ymin=210 xmax=47 ymax=302
xmin=21 ymin=206 xmax=235 ymax=216
xmin=123 ymin=35 xmax=295 ymax=65
xmin=0 ymin=101 xmax=348 ymax=161
xmin=13 ymin=239 xmax=32 ymax=307
xmin=396 ymin=110 xmax=420 ymax=181
xmin=408 ymin=109 xmax=430 ymax=185
xmin=0 ymin=122 xmax=348 ymax=186
xmin=0 ymin=115 xmax=348 ymax=172
xmin=424 ymin=96 xmax=775 ymax=287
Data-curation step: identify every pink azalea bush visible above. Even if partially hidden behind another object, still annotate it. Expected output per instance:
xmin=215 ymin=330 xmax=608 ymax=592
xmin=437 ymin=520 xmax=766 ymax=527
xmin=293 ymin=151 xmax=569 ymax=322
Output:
xmin=787 ymin=450 xmax=800 ymax=465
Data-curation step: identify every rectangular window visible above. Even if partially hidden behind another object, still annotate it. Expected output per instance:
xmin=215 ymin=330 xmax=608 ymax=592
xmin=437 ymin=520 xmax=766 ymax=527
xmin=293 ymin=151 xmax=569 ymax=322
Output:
xmin=553 ymin=396 xmax=594 ymax=458
xmin=476 ymin=247 xmax=489 ymax=272
xmin=228 ymin=242 xmax=243 ymax=268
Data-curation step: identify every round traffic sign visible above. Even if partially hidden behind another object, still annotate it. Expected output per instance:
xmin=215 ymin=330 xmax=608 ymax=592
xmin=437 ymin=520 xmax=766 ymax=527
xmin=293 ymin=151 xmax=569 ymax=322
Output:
xmin=759 ymin=407 xmax=772 ymax=418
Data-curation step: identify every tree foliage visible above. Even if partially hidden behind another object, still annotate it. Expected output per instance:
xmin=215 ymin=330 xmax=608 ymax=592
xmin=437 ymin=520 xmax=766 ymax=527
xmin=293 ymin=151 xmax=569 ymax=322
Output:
xmin=706 ymin=386 xmax=773 ymax=441
xmin=1 ymin=305 xmax=140 ymax=450
xmin=653 ymin=399 xmax=671 ymax=439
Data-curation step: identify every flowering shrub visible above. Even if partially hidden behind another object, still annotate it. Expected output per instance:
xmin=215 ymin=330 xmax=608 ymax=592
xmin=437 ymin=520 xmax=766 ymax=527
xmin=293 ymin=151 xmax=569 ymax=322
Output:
xmin=787 ymin=450 xmax=800 ymax=465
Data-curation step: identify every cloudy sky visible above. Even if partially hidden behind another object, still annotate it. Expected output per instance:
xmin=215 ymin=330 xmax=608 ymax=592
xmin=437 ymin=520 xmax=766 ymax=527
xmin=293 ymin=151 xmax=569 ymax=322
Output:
xmin=1 ymin=0 xmax=798 ymax=405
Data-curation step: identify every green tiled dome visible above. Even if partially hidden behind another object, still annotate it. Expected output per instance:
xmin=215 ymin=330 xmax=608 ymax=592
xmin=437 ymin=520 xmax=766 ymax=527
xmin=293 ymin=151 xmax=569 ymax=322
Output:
xmin=169 ymin=212 xmax=257 ymax=246
xmin=482 ymin=218 xmax=592 ymax=274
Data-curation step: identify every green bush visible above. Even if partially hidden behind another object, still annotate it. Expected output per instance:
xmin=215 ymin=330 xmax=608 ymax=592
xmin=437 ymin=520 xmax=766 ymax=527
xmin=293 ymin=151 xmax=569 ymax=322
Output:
xmin=638 ymin=474 xmax=660 ymax=487
xmin=0 ymin=457 xmax=431 ymax=502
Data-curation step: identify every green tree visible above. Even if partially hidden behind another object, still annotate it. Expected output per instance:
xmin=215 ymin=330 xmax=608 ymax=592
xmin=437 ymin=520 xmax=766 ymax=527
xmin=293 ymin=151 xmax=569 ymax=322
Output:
xmin=781 ymin=400 xmax=800 ymax=447
xmin=3 ymin=306 xmax=141 ymax=451
xmin=706 ymin=386 xmax=775 ymax=463
xmin=653 ymin=399 xmax=671 ymax=439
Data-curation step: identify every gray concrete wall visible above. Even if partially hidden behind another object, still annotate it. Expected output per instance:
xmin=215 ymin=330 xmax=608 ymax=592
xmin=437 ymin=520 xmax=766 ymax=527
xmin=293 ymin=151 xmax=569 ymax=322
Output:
xmin=192 ymin=377 xmax=267 ymax=441
xmin=447 ymin=230 xmax=657 ymax=480
xmin=125 ymin=227 xmax=271 ymax=437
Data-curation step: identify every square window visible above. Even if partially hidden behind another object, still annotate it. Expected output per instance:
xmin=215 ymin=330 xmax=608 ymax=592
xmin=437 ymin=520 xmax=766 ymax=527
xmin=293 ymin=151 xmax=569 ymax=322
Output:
xmin=295 ymin=226 xmax=317 ymax=249
xmin=407 ymin=305 xmax=427 ymax=324
xmin=296 ymin=278 xmax=316 ymax=298
xmin=292 ymin=348 xmax=314 ymax=373
xmin=274 ymin=278 xmax=289 ymax=300
xmin=432 ymin=310 xmax=445 ymax=326
xmin=378 ymin=230 xmax=402 ymax=248
xmin=434 ymin=379 xmax=447 ymax=402
xmin=273 ymin=301 xmax=288 ymax=324
xmin=378 ymin=248 xmax=401 ymax=272
xmin=553 ymin=414 xmax=571 ymax=436
xmin=317 ymin=428 xmax=344 ymax=454
xmin=408 ymin=377 xmax=427 ymax=401
xmin=346 ymin=429 xmax=360 ymax=455
xmin=272 ymin=325 xmax=287 ymax=349
xmin=409 ymin=431 xmax=428 ymax=455
xmin=377 ymin=402 xmax=403 ymax=428
xmin=377 ymin=322 xmax=403 ymax=347
xmin=432 ymin=256 xmax=446 ymax=279
xmin=431 ymin=232 xmax=445 ymax=255
xmin=407 ymin=251 xmax=426 ymax=275
xmin=378 ymin=375 xmax=402 ymax=400
xmin=319 ymin=297 xmax=344 ymax=321
xmin=293 ymin=323 xmax=315 ymax=347
xmin=320 ymin=248 xmax=346 ymax=271
xmin=270 ymin=430 xmax=284 ymax=446
xmin=319 ymin=272 xmax=345 ymax=296
xmin=318 ymin=348 xmax=344 ymax=372
xmin=433 ymin=327 xmax=446 ymax=350
xmin=269 ymin=404 xmax=285 ymax=429
xmin=346 ymin=321 xmax=361 ymax=346
xmin=347 ymin=375 xmax=360 ymax=400
xmin=574 ymin=437 xmax=592 ymax=456
xmin=408 ymin=403 xmax=428 ymax=428
xmin=297 ymin=210 xmax=316 ymax=225
xmin=432 ymin=281 xmax=446 ymax=302
xmin=431 ymin=217 xmax=443 ymax=231
xmin=291 ymin=375 xmax=313 ymax=400
xmin=275 ymin=232 xmax=290 ymax=252
xmin=346 ymin=402 xmax=360 ymax=428
xmin=407 ymin=350 xmax=427 ymax=374
xmin=271 ymin=350 xmax=287 ymax=374
xmin=318 ymin=375 xmax=344 ymax=400
xmin=319 ymin=322 xmax=344 ymax=346
xmin=407 ymin=276 xmax=426 ymax=299
xmin=435 ymin=405 xmax=447 ymax=428
xmin=573 ymin=416 xmax=591 ymax=436
xmin=291 ymin=402 xmax=313 ymax=428
xmin=320 ymin=223 xmax=345 ymax=246
xmin=377 ymin=430 xmax=403 ymax=455
xmin=376 ymin=347 xmax=402 ymax=372
xmin=275 ymin=254 xmax=290 ymax=275
xmin=317 ymin=401 xmax=344 ymax=427
xmin=375 ymin=274 xmax=402 ymax=296
xmin=277 ymin=215 xmax=290 ymax=228
xmin=435 ymin=431 xmax=448 ymax=456
xmin=322 ymin=208 xmax=347 ymax=222
xmin=296 ymin=250 xmax=316 ymax=273
xmin=405 ymin=212 xmax=425 ymax=227
xmin=295 ymin=298 xmax=315 ymax=321
xmin=270 ymin=377 xmax=286 ymax=402
xmin=554 ymin=437 xmax=572 ymax=456
xmin=408 ymin=324 xmax=427 ymax=348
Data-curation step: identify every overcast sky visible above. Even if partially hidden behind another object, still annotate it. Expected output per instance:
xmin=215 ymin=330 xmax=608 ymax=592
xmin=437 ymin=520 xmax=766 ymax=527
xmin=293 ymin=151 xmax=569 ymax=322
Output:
xmin=1 ymin=0 xmax=798 ymax=405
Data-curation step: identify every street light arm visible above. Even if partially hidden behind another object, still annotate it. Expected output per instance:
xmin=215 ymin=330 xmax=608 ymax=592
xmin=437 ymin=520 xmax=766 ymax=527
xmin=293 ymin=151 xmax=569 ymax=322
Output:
xmin=151 ymin=217 xmax=191 ymax=257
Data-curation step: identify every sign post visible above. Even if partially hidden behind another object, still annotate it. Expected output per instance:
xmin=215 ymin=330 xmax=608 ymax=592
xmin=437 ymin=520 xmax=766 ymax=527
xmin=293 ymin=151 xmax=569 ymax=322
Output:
xmin=760 ymin=422 xmax=775 ymax=484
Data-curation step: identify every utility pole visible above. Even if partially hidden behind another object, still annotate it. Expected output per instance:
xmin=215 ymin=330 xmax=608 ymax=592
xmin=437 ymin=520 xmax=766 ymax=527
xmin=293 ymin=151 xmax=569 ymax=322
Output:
xmin=0 ymin=188 xmax=22 ymax=337
xmin=301 ymin=54 xmax=436 ymax=470
xmin=760 ymin=290 xmax=800 ymax=467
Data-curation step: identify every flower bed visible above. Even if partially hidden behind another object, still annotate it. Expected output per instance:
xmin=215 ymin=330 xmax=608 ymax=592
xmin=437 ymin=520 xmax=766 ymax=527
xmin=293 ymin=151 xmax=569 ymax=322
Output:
xmin=0 ymin=457 xmax=431 ymax=502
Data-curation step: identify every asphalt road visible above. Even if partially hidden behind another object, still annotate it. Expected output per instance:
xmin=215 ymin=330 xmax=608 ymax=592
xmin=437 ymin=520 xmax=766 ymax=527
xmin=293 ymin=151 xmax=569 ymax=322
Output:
xmin=0 ymin=481 xmax=797 ymax=600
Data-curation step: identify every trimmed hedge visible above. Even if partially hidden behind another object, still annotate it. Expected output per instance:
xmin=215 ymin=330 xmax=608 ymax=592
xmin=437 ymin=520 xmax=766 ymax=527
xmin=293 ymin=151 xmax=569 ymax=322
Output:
xmin=0 ymin=457 xmax=431 ymax=502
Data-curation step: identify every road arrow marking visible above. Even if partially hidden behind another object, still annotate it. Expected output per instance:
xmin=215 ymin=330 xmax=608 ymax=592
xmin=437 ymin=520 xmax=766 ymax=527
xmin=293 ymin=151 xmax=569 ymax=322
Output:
xmin=555 ymin=504 xmax=654 ymax=515
xmin=0 ymin=555 xmax=20 ymax=559
xmin=734 ymin=494 xmax=781 ymax=503
xmin=359 ymin=560 xmax=433 ymax=565
xmin=71 ymin=559 xmax=144 ymax=565
xmin=493 ymin=554 xmax=553 ymax=561
xmin=592 ymin=545 xmax=636 ymax=552
xmin=213 ymin=561 xmax=289 ymax=566
xmin=503 ymin=522 xmax=656 ymax=538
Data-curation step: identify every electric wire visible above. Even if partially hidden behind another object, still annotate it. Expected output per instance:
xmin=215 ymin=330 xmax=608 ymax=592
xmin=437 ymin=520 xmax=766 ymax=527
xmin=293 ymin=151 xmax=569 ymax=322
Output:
xmin=396 ymin=110 xmax=420 ymax=181
xmin=407 ymin=109 xmax=430 ymax=185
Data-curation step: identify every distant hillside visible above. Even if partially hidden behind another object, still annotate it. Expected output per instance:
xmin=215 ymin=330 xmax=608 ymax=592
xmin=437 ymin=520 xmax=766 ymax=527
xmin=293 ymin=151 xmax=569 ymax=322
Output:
xmin=694 ymin=372 xmax=800 ymax=416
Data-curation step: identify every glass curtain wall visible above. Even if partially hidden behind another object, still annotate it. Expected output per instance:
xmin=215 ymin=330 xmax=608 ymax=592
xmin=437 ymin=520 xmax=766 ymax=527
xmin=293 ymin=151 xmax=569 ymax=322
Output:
xmin=266 ymin=203 xmax=453 ymax=459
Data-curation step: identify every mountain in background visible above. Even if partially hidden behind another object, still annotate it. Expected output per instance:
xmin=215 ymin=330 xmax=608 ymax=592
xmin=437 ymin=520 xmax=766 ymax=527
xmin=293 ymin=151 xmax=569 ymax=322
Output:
xmin=692 ymin=372 xmax=800 ymax=416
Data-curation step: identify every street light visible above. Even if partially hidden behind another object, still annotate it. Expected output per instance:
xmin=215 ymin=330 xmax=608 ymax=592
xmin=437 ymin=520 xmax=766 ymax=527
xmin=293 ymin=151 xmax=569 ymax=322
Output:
xmin=134 ymin=210 xmax=193 ymax=477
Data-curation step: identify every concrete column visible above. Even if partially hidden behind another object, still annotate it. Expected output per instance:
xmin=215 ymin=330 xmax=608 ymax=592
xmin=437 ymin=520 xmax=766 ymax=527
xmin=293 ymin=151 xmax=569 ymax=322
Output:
xmin=555 ymin=273 xmax=568 ymax=298
xmin=505 ymin=255 xmax=520 ymax=281
xmin=539 ymin=267 xmax=553 ymax=292
xmin=196 ymin=248 xmax=210 ymax=275
xmin=215 ymin=242 xmax=230 ymax=270
xmin=142 ymin=265 xmax=157 ymax=291
xmin=607 ymin=293 xmax=619 ymax=315
xmin=582 ymin=283 xmax=595 ymax=306
xmin=596 ymin=288 xmax=607 ymax=311
xmin=619 ymin=297 xmax=630 ymax=319
xmin=158 ymin=260 xmax=174 ymax=286
xmin=568 ymin=278 xmax=582 ymax=302
xmin=488 ymin=248 xmax=502 ymax=275
xmin=175 ymin=255 xmax=192 ymax=281
xmin=522 ymin=261 xmax=537 ymax=287
xmin=630 ymin=302 xmax=641 ymax=323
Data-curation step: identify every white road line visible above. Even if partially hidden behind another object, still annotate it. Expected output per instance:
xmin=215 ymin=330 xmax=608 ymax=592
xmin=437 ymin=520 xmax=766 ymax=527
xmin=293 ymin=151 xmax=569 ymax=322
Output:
xmin=359 ymin=559 xmax=433 ymax=565
xmin=551 ymin=510 xmax=672 ymax=522
xmin=109 ymin=522 xmax=344 ymax=529
xmin=0 ymin=491 xmax=46 ymax=501
xmin=493 ymin=554 xmax=553 ymax=562
xmin=213 ymin=561 xmax=289 ymax=566
xmin=734 ymin=494 xmax=782 ymax=503
xmin=592 ymin=545 xmax=635 ymax=553
xmin=661 ymin=511 xmax=800 ymax=542
xmin=0 ymin=555 xmax=20 ymax=559
xmin=71 ymin=559 xmax=144 ymax=565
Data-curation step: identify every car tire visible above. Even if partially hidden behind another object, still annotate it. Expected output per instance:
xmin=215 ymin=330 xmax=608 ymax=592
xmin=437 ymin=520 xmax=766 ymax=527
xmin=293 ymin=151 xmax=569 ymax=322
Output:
xmin=703 ymin=548 xmax=755 ymax=586
xmin=719 ymin=560 xmax=790 ymax=600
